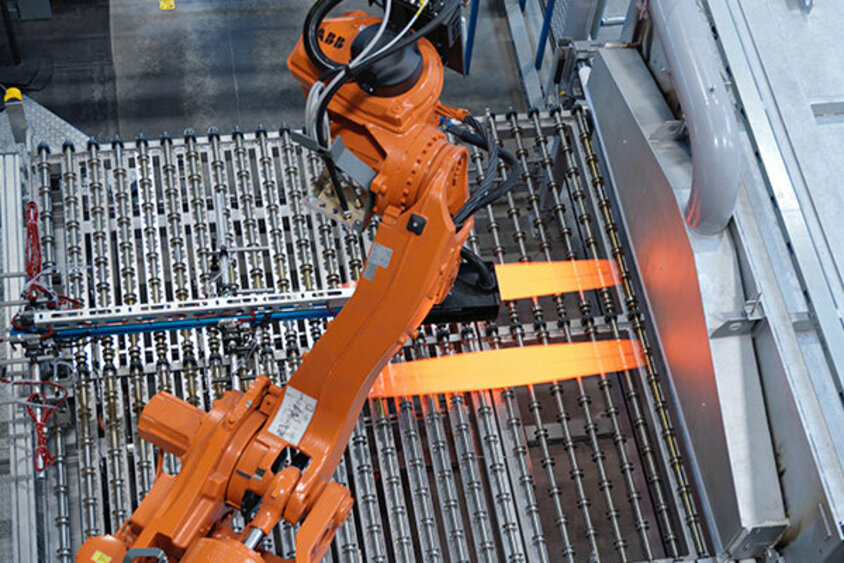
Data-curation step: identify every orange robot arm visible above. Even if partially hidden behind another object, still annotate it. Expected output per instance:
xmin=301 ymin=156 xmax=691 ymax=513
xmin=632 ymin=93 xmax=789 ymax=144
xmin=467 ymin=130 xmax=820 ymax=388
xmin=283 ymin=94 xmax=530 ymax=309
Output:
xmin=77 ymin=11 xmax=472 ymax=563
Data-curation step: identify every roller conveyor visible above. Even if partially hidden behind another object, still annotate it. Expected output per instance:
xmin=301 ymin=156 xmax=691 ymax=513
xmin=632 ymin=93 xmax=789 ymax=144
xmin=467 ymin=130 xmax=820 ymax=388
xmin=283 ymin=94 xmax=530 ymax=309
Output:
xmin=1 ymin=109 xmax=709 ymax=562
xmin=4 ymin=0 xmax=844 ymax=559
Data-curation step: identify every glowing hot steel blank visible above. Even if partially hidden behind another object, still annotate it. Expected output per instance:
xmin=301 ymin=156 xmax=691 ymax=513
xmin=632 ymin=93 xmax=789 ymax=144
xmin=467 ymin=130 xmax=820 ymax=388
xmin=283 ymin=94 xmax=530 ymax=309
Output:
xmin=370 ymin=339 xmax=645 ymax=397
xmin=494 ymin=259 xmax=621 ymax=300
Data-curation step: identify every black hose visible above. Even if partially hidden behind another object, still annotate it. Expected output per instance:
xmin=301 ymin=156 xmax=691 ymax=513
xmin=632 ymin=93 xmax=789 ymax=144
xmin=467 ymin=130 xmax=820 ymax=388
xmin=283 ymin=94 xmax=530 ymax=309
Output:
xmin=324 ymin=155 xmax=350 ymax=212
xmin=453 ymin=114 xmax=498 ymax=197
xmin=303 ymin=0 xmax=345 ymax=73
xmin=304 ymin=1 xmax=470 ymax=219
xmin=353 ymin=1 xmax=459 ymax=71
xmin=450 ymin=115 xmax=522 ymax=227
xmin=465 ymin=146 xmax=520 ymax=212
xmin=460 ymin=247 xmax=495 ymax=290
xmin=311 ymin=0 xmax=461 ymax=147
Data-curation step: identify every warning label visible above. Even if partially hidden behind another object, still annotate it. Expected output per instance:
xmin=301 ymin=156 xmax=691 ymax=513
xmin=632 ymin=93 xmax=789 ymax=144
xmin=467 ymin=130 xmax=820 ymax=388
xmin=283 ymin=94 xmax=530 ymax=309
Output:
xmin=362 ymin=242 xmax=393 ymax=281
xmin=266 ymin=387 xmax=317 ymax=447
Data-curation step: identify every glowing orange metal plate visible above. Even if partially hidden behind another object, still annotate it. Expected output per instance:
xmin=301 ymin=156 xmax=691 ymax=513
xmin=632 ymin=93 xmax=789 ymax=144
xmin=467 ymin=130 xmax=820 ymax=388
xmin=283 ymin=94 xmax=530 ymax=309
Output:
xmin=494 ymin=259 xmax=621 ymax=301
xmin=370 ymin=339 xmax=644 ymax=397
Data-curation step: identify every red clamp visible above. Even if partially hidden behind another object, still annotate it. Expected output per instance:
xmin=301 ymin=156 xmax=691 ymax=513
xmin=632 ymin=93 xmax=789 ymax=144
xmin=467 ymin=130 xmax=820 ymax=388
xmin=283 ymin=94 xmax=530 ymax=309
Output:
xmin=26 ymin=392 xmax=58 ymax=470
xmin=24 ymin=201 xmax=42 ymax=302
xmin=0 ymin=379 xmax=69 ymax=471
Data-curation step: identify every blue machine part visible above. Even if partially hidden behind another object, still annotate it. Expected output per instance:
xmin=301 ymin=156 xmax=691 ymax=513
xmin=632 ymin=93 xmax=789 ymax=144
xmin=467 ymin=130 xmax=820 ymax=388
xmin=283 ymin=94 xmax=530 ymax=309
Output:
xmin=12 ymin=307 xmax=340 ymax=340
xmin=535 ymin=0 xmax=556 ymax=70
xmin=464 ymin=0 xmax=481 ymax=74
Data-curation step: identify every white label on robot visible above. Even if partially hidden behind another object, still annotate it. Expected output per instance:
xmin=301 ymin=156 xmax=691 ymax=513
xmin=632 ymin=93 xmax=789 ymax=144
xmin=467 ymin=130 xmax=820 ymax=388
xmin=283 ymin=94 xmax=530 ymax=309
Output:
xmin=363 ymin=242 xmax=393 ymax=281
xmin=267 ymin=387 xmax=318 ymax=447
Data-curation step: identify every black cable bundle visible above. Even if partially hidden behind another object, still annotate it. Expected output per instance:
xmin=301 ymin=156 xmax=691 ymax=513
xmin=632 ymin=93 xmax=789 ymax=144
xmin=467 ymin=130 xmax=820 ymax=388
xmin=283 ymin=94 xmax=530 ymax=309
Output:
xmin=301 ymin=1 xmax=518 ymax=228
xmin=450 ymin=114 xmax=522 ymax=228
xmin=303 ymin=0 xmax=460 ymax=147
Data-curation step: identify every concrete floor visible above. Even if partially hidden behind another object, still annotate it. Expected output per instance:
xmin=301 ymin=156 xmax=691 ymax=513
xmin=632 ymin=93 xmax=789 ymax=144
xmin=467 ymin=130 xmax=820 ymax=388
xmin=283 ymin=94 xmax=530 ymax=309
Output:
xmin=14 ymin=0 xmax=525 ymax=139
xmin=13 ymin=0 xmax=119 ymax=138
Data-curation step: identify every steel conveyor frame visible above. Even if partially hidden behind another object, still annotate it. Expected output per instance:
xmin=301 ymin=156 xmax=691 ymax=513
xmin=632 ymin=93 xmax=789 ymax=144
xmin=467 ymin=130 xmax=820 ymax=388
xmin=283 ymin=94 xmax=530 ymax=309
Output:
xmin=1 ymin=104 xmax=714 ymax=562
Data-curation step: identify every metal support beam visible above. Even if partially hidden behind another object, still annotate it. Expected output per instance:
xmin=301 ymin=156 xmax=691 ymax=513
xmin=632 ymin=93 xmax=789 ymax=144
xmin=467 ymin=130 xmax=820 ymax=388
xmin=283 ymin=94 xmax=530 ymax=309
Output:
xmin=502 ymin=0 xmax=545 ymax=107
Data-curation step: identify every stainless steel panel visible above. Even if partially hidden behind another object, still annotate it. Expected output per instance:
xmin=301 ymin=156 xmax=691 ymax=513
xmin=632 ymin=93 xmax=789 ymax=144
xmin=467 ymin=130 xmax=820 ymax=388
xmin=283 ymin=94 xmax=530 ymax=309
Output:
xmin=586 ymin=47 xmax=786 ymax=557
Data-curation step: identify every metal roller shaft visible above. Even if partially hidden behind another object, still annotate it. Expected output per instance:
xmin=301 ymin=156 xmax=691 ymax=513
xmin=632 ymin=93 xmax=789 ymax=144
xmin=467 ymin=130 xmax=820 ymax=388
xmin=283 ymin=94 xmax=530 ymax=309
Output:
xmin=257 ymin=128 xmax=291 ymax=294
xmin=209 ymin=129 xmax=240 ymax=294
xmin=233 ymin=130 xmax=265 ymax=290
xmin=303 ymin=148 xmax=342 ymax=289
xmin=370 ymin=397 xmax=416 ymax=562
xmin=571 ymin=107 xmax=704 ymax=555
xmin=218 ymin=129 xmax=259 ymax=393
xmin=278 ymin=129 xmax=310 ymax=378
xmin=349 ymin=418 xmax=388 ymax=561
xmin=38 ymin=143 xmax=72 ymax=558
xmin=396 ymin=392 xmax=443 ymax=561
xmin=62 ymin=142 xmax=101 ymax=537
xmin=463 ymin=329 xmax=527 ymax=563
xmin=112 ymin=138 xmax=154 ymax=501
xmin=470 ymin=132 xmax=554 ymax=562
xmin=53 ymin=422 xmax=72 ymax=561
xmin=137 ymin=136 xmax=173 ymax=395
xmin=184 ymin=132 xmax=213 ymax=298
xmin=161 ymin=135 xmax=199 ymax=405
xmin=414 ymin=336 xmax=471 ymax=563
xmin=280 ymin=129 xmax=315 ymax=291
xmin=208 ymin=129 xmax=239 ymax=395
xmin=440 ymin=333 xmax=498 ymax=562
xmin=87 ymin=140 xmax=127 ymax=529
xmin=185 ymin=131 xmax=221 ymax=405
xmin=36 ymin=144 xmax=55 ymax=275
xmin=332 ymin=456 xmax=362 ymax=561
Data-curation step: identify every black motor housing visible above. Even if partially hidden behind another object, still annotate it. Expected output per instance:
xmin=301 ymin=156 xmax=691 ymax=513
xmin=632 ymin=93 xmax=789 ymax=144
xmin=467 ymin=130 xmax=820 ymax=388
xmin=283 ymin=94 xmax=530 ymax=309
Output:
xmin=350 ymin=25 xmax=423 ymax=97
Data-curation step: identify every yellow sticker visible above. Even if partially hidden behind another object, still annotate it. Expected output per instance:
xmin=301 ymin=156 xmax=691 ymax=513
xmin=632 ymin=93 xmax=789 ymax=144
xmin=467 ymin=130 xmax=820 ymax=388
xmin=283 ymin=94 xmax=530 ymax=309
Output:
xmin=90 ymin=551 xmax=112 ymax=563
xmin=159 ymin=0 xmax=175 ymax=11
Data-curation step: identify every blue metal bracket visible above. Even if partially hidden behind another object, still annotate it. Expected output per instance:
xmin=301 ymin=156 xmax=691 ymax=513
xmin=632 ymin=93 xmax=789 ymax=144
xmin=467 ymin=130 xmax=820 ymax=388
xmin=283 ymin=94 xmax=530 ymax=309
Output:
xmin=535 ymin=0 xmax=556 ymax=71
xmin=464 ymin=0 xmax=481 ymax=74
xmin=13 ymin=307 xmax=339 ymax=340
